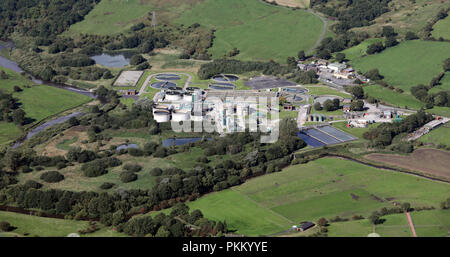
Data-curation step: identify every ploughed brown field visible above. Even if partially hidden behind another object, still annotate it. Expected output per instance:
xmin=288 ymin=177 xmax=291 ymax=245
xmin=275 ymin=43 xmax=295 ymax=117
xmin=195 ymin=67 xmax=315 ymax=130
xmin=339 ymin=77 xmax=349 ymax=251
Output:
xmin=364 ymin=148 xmax=450 ymax=180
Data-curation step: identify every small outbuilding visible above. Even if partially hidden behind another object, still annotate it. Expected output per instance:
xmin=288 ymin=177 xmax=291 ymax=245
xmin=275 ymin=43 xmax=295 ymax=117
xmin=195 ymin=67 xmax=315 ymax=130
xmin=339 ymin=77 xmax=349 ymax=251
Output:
xmin=121 ymin=89 xmax=137 ymax=96
xmin=296 ymin=222 xmax=315 ymax=232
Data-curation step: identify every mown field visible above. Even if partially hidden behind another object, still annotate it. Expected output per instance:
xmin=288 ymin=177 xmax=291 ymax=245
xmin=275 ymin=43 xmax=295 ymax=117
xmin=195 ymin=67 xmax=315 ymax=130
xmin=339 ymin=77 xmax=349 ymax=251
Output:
xmin=432 ymin=14 xmax=450 ymax=40
xmin=272 ymin=0 xmax=310 ymax=8
xmin=175 ymin=0 xmax=323 ymax=62
xmin=363 ymin=85 xmax=425 ymax=110
xmin=175 ymin=158 xmax=450 ymax=236
xmin=419 ymin=123 xmax=450 ymax=147
xmin=0 ymin=211 xmax=126 ymax=237
xmin=304 ymin=85 xmax=351 ymax=98
xmin=351 ymin=40 xmax=450 ymax=92
xmin=410 ymin=209 xmax=450 ymax=237
xmin=0 ymin=67 xmax=91 ymax=145
xmin=342 ymin=40 xmax=450 ymax=113
xmin=326 ymin=212 xmax=414 ymax=237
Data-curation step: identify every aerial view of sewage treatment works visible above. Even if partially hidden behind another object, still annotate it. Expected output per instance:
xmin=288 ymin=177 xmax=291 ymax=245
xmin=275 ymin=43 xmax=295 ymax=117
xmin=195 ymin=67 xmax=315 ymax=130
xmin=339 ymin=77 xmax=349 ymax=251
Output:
xmin=0 ymin=0 xmax=449 ymax=254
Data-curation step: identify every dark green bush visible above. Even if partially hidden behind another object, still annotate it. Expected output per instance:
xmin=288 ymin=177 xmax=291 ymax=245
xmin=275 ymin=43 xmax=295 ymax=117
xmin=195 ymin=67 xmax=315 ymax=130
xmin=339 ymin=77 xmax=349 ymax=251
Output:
xmin=149 ymin=168 xmax=163 ymax=176
xmin=120 ymin=171 xmax=137 ymax=183
xmin=100 ymin=182 xmax=115 ymax=190
xmin=24 ymin=180 xmax=42 ymax=189
xmin=40 ymin=171 xmax=64 ymax=183
xmin=123 ymin=163 xmax=142 ymax=173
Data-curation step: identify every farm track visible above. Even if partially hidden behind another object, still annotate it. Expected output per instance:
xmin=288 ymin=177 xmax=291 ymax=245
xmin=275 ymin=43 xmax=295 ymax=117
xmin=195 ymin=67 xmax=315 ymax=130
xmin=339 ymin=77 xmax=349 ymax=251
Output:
xmin=405 ymin=212 xmax=417 ymax=237
xmin=305 ymin=9 xmax=327 ymax=55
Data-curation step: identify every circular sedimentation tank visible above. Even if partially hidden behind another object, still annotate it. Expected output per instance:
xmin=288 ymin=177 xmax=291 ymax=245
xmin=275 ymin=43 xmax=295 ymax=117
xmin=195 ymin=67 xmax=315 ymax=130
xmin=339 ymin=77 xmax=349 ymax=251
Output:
xmin=212 ymin=74 xmax=239 ymax=82
xmin=150 ymin=81 xmax=177 ymax=89
xmin=186 ymin=86 xmax=200 ymax=92
xmin=283 ymin=87 xmax=308 ymax=94
xmin=208 ymin=83 xmax=235 ymax=90
xmin=155 ymin=73 xmax=181 ymax=81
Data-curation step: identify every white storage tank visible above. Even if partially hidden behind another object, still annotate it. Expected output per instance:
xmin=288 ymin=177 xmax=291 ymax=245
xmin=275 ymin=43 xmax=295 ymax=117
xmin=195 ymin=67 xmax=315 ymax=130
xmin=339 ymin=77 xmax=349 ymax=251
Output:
xmin=153 ymin=110 xmax=170 ymax=123
xmin=172 ymin=110 xmax=191 ymax=122
xmin=183 ymin=92 xmax=193 ymax=102
xmin=165 ymin=91 xmax=182 ymax=101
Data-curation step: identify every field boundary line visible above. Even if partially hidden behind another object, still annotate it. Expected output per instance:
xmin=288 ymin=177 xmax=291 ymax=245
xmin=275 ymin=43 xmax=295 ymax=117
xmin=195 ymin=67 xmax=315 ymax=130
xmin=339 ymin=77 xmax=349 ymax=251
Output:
xmin=230 ymin=188 xmax=295 ymax=224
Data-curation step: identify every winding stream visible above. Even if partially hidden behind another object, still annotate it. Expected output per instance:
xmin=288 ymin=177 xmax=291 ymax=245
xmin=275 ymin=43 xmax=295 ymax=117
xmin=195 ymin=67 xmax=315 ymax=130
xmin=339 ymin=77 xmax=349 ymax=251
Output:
xmin=0 ymin=41 xmax=95 ymax=147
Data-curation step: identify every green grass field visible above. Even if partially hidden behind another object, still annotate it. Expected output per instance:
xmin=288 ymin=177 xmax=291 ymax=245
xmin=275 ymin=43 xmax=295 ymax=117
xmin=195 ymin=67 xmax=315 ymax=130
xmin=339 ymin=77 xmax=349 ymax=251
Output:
xmin=429 ymin=72 xmax=450 ymax=94
xmin=337 ymin=38 xmax=384 ymax=61
xmin=180 ymin=158 xmax=450 ymax=235
xmin=186 ymin=189 xmax=292 ymax=236
xmin=327 ymin=212 xmax=416 ymax=237
xmin=351 ymin=40 xmax=450 ymax=92
xmin=304 ymin=85 xmax=351 ymax=98
xmin=0 ymin=67 xmax=91 ymax=145
xmin=432 ymin=15 xmax=450 ymax=40
xmin=419 ymin=123 xmax=450 ymax=147
xmin=175 ymin=0 xmax=323 ymax=62
xmin=0 ymin=122 xmax=22 ymax=146
xmin=0 ymin=67 xmax=91 ymax=123
xmin=68 ymin=0 xmax=323 ymax=62
xmin=0 ymin=211 xmax=126 ymax=237
xmin=410 ymin=210 xmax=450 ymax=237
xmin=69 ymin=0 xmax=153 ymax=35
xmin=331 ymin=121 xmax=378 ymax=139
xmin=363 ymin=85 xmax=425 ymax=110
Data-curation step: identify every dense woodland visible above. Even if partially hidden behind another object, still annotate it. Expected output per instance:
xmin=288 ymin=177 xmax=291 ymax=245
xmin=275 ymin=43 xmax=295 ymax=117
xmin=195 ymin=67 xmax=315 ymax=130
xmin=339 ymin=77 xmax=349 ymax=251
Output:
xmin=0 ymin=0 xmax=99 ymax=39
xmin=311 ymin=0 xmax=392 ymax=33
xmin=363 ymin=110 xmax=433 ymax=147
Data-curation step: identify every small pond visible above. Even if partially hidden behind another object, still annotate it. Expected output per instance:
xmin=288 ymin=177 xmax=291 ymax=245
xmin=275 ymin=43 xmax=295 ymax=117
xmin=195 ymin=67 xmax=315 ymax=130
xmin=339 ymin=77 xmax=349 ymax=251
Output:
xmin=91 ymin=53 xmax=131 ymax=68
xmin=212 ymin=74 xmax=239 ymax=82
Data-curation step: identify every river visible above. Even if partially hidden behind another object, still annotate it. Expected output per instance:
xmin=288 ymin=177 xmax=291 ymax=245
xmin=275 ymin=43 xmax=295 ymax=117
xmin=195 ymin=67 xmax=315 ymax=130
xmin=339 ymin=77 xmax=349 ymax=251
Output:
xmin=0 ymin=41 xmax=96 ymax=147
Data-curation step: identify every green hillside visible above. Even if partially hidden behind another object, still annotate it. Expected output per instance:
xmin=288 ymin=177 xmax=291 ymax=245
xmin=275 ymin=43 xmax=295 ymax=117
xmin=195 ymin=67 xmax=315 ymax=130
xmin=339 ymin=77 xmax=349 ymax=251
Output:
xmin=351 ymin=40 xmax=450 ymax=92
xmin=180 ymin=158 xmax=450 ymax=236
xmin=432 ymin=15 xmax=450 ymax=40
xmin=176 ymin=0 xmax=323 ymax=62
